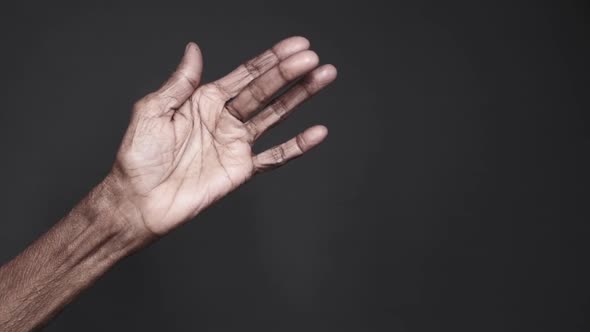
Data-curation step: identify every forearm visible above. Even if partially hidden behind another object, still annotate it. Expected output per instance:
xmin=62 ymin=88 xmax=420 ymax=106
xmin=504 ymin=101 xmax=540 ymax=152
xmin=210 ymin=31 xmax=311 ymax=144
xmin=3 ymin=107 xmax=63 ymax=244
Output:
xmin=0 ymin=36 xmax=334 ymax=331
xmin=0 ymin=176 xmax=152 ymax=331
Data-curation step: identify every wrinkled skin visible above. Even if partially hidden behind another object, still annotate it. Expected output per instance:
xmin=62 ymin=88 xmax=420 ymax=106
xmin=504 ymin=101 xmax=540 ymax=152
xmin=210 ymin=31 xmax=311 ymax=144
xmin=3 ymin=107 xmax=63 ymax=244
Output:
xmin=111 ymin=37 xmax=337 ymax=235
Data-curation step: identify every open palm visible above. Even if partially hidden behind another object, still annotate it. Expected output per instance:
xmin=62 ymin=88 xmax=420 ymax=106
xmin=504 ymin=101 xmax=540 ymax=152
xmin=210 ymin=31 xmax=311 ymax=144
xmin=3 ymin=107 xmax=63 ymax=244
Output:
xmin=112 ymin=37 xmax=337 ymax=235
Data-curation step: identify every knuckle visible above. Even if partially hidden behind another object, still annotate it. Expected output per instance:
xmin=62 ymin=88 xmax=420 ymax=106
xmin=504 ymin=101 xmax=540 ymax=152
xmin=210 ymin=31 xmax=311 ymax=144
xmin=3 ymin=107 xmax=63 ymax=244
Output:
xmin=177 ymin=70 xmax=199 ymax=89
xmin=244 ymin=50 xmax=277 ymax=79
xmin=244 ymin=121 xmax=259 ymax=140
xmin=270 ymin=98 xmax=289 ymax=119
xmin=244 ymin=60 xmax=263 ymax=80
xmin=271 ymin=146 xmax=287 ymax=165
xmin=245 ymin=54 xmax=268 ymax=77
xmin=300 ymin=80 xmax=314 ymax=97
xmin=295 ymin=134 xmax=306 ymax=152
xmin=247 ymin=82 xmax=267 ymax=103
xmin=276 ymin=62 xmax=291 ymax=81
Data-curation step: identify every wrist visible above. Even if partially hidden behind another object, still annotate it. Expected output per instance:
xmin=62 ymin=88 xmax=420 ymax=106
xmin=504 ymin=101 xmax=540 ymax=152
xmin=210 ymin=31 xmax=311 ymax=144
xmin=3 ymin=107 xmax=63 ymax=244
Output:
xmin=89 ymin=174 xmax=156 ymax=251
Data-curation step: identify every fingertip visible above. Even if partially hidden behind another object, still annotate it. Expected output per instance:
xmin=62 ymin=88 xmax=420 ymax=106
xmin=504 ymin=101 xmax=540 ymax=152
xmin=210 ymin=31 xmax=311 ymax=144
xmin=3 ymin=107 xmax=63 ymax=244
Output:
xmin=181 ymin=42 xmax=203 ymax=73
xmin=275 ymin=36 xmax=311 ymax=58
xmin=307 ymin=65 xmax=337 ymax=88
xmin=158 ymin=42 xmax=203 ymax=101
xmin=288 ymin=36 xmax=311 ymax=49
xmin=279 ymin=50 xmax=320 ymax=79
xmin=319 ymin=64 xmax=338 ymax=81
xmin=302 ymin=50 xmax=320 ymax=66
xmin=304 ymin=125 xmax=329 ymax=146
xmin=185 ymin=42 xmax=202 ymax=56
xmin=185 ymin=42 xmax=194 ymax=53
xmin=325 ymin=64 xmax=338 ymax=78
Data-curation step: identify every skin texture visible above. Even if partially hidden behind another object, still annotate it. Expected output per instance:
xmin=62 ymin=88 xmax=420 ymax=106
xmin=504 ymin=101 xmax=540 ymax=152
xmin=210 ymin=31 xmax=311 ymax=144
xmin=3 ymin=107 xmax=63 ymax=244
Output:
xmin=0 ymin=37 xmax=336 ymax=331
xmin=114 ymin=37 xmax=336 ymax=235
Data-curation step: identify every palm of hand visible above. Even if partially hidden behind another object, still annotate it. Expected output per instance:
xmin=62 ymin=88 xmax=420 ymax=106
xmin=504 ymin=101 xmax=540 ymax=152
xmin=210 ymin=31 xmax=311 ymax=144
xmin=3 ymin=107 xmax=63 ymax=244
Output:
xmin=112 ymin=37 xmax=337 ymax=235
xmin=117 ymin=87 xmax=254 ymax=233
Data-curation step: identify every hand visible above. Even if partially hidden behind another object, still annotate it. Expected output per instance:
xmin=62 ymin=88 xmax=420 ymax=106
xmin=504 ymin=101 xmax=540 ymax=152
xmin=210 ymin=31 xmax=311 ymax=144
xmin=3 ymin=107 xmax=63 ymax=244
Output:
xmin=109 ymin=37 xmax=337 ymax=235
xmin=0 ymin=37 xmax=336 ymax=331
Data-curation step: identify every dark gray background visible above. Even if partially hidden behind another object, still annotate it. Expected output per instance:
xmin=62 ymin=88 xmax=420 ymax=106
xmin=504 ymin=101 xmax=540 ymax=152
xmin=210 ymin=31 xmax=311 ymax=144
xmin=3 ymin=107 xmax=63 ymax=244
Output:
xmin=1 ymin=0 xmax=589 ymax=331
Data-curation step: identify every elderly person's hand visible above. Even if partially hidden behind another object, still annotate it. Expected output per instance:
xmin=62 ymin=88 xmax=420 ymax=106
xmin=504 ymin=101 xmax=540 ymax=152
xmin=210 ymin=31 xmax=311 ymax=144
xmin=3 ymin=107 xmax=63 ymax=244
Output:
xmin=0 ymin=37 xmax=336 ymax=332
xmin=113 ymin=36 xmax=337 ymax=236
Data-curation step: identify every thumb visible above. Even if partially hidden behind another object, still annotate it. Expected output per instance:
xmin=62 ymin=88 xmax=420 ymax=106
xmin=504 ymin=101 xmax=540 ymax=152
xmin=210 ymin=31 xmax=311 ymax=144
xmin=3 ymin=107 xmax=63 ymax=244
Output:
xmin=156 ymin=42 xmax=203 ymax=108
